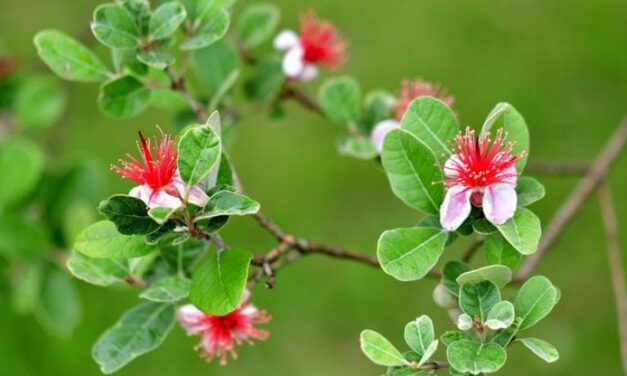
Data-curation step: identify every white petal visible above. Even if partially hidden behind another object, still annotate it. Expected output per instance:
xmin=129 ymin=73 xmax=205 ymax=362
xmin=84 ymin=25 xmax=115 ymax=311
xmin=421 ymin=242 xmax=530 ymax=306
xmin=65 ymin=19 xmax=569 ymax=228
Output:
xmin=499 ymin=166 xmax=518 ymax=185
xmin=439 ymin=185 xmax=472 ymax=231
xmin=299 ymin=64 xmax=319 ymax=81
xmin=172 ymin=172 xmax=210 ymax=208
xmin=176 ymin=304 xmax=207 ymax=335
xmin=370 ymin=119 xmax=400 ymax=153
xmin=273 ymin=30 xmax=299 ymax=51
xmin=282 ymin=47 xmax=305 ymax=78
xmin=443 ymin=154 xmax=464 ymax=179
xmin=483 ymin=183 xmax=517 ymax=225
xmin=148 ymin=189 xmax=183 ymax=209
xmin=129 ymin=185 xmax=152 ymax=206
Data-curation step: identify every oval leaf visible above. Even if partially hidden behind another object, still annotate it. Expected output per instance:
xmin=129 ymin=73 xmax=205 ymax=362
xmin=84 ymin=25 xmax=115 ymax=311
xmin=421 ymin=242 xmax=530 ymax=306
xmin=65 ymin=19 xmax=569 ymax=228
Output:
xmin=377 ymin=227 xmax=448 ymax=281
xmin=518 ymin=338 xmax=559 ymax=363
xmin=149 ymin=2 xmax=187 ymax=40
xmin=360 ymin=329 xmax=407 ymax=367
xmin=67 ymin=252 xmax=129 ymax=286
xmin=483 ymin=232 xmax=523 ymax=271
xmin=74 ymin=220 xmax=154 ymax=259
xmin=456 ymin=265 xmax=512 ymax=288
xmin=495 ymin=207 xmax=541 ymax=255
xmin=516 ymin=176 xmax=545 ymax=207
xmin=447 ymin=339 xmax=507 ymax=375
xmin=514 ymin=276 xmax=558 ymax=330
xmin=480 ymin=102 xmax=529 ymax=171
xmin=459 ymin=281 xmax=501 ymax=323
xmin=404 ymin=315 xmax=435 ymax=357
xmin=318 ymin=76 xmax=361 ymax=124
xmin=400 ymin=97 xmax=459 ymax=162
xmin=91 ymin=4 xmax=140 ymax=49
xmin=178 ymin=123 xmax=222 ymax=185
xmin=485 ymin=301 xmax=515 ymax=330
xmin=381 ymin=129 xmax=444 ymax=215
xmin=92 ymin=302 xmax=175 ymax=374
xmin=181 ymin=9 xmax=230 ymax=50
xmin=0 ymin=137 xmax=44 ymax=206
xmin=98 ymin=195 xmax=161 ymax=235
xmin=189 ymin=248 xmax=252 ymax=315
xmin=34 ymin=30 xmax=110 ymax=82
xmin=98 ymin=75 xmax=151 ymax=118
xmin=140 ymin=276 xmax=190 ymax=303
xmin=194 ymin=191 xmax=260 ymax=221
xmin=236 ymin=3 xmax=280 ymax=49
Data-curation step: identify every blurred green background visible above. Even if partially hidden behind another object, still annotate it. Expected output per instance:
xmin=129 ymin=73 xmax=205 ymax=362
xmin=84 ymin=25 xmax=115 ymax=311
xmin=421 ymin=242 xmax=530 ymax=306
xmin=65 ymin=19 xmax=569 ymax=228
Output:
xmin=1 ymin=0 xmax=627 ymax=374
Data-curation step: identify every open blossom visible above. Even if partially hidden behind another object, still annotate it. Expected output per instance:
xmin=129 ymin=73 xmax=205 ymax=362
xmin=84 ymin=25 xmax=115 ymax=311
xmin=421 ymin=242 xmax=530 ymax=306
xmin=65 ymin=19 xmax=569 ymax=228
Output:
xmin=371 ymin=79 xmax=455 ymax=153
xmin=440 ymin=128 xmax=523 ymax=231
xmin=112 ymin=130 xmax=209 ymax=209
xmin=177 ymin=292 xmax=271 ymax=365
xmin=273 ymin=11 xmax=346 ymax=81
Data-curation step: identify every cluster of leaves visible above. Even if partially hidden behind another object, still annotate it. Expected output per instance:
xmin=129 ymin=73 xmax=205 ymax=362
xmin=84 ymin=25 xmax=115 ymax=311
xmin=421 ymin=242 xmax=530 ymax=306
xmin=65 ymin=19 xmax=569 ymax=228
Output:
xmin=357 ymin=99 xmax=559 ymax=374
xmin=0 ymin=60 xmax=100 ymax=338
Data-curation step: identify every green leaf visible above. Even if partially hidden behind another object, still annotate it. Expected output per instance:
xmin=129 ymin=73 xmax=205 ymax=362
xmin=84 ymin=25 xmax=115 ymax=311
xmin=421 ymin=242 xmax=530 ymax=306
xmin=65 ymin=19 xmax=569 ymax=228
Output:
xmin=11 ymin=261 xmax=43 ymax=314
xmin=404 ymin=315 xmax=435 ymax=357
xmin=91 ymin=4 xmax=140 ymax=49
xmin=136 ymin=51 xmax=175 ymax=69
xmin=490 ymin=317 xmax=522 ymax=347
xmin=377 ymin=227 xmax=448 ymax=281
xmin=480 ymin=102 xmax=529 ymax=171
xmin=243 ymin=56 xmax=283 ymax=103
xmin=400 ymin=97 xmax=458 ymax=162
xmin=459 ymin=281 xmax=500 ymax=322
xmin=194 ymin=191 xmax=260 ymax=221
xmin=495 ymin=207 xmax=541 ymax=255
xmin=485 ymin=301 xmax=515 ymax=330
xmin=181 ymin=8 xmax=230 ymax=50
xmin=92 ymin=302 xmax=176 ymax=374
xmin=360 ymin=329 xmax=408 ymax=367
xmin=446 ymin=339 xmax=507 ymax=375
xmin=75 ymin=220 xmax=154 ymax=259
xmin=140 ymin=276 xmax=191 ymax=302
xmin=456 ymin=313 xmax=473 ymax=331
xmin=441 ymin=261 xmax=471 ymax=296
xmin=178 ymin=122 xmax=222 ymax=185
xmin=98 ymin=195 xmax=161 ymax=235
xmin=440 ymin=331 xmax=472 ymax=346
xmin=191 ymin=39 xmax=239 ymax=94
xmin=338 ymin=136 xmax=378 ymax=160
xmin=518 ymin=338 xmax=559 ymax=363
xmin=0 ymin=137 xmax=44 ymax=206
xmin=67 ymin=252 xmax=129 ymax=286
xmin=236 ymin=3 xmax=280 ymax=49
xmin=381 ymin=129 xmax=444 ymax=215
xmin=483 ymin=233 xmax=522 ymax=271
xmin=0 ymin=215 xmax=48 ymax=259
xmin=34 ymin=30 xmax=110 ymax=82
xmin=472 ymin=218 xmax=497 ymax=235
xmin=35 ymin=268 xmax=82 ymax=338
xmin=514 ymin=276 xmax=558 ymax=330
xmin=456 ymin=265 xmax=512 ymax=288
xmin=319 ymin=76 xmax=361 ymax=124
xmin=361 ymin=89 xmax=395 ymax=133
xmin=98 ymin=75 xmax=151 ymax=118
xmin=122 ymin=0 xmax=151 ymax=35
xmin=16 ymin=76 xmax=66 ymax=131
xmin=149 ymin=2 xmax=187 ymax=40
xmin=189 ymin=248 xmax=252 ymax=315
xmin=147 ymin=206 xmax=178 ymax=225
xmin=516 ymin=176 xmax=545 ymax=207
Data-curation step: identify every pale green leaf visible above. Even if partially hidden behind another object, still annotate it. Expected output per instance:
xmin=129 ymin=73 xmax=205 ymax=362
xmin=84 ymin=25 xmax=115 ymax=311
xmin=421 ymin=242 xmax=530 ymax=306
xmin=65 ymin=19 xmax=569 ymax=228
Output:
xmin=456 ymin=313 xmax=473 ymax=331
xmin=194 ymin=191 xmax=260 ymax=221
xmin=495 ymin=207 xmax=541 ymax=255
xmin=518 ymin=338 xmax=559 ymax=363
xmin=149 ymin=2 xmax=187 ymax=40
xmin=456 ymin=265 xmax=512 ymax=288
xmin=236 ymin=3 xmax=280 ymax=49
xmin=16 ymin=76 xmax=66 ymax=131
xmin=360 ymin=329 xmax=408 ymax=367
xmin=91 ymin=4 xmax=140 ymax=49
xmin=483 ymin=233 xmax=522 ymax=271
xmin=319 ymin=76 xmax=361 ymax=124
xmin=0 ymin=137 xmax=44 ymax=206
xmin=67 ymin=252 xmax=129 ymax=286
xmin=516 ymin=176 xmax=545 ymax=207
xmin=178 ymin=123 xmax=222 ymax=185
xmin=35 ymin=268 xmax=82 ymax=338
xmin=485 ymin=301 xmax=515 ymax=330
xmin=136 ymin=51 xmax=175 ymax=69
xmin=514 ymin=276 xmax=558 ymax=330
xmin=98 ymin=75 xmax=151 ymax=118
xmin=140 ymin=276 xmax=190 ymax=302
xmin=446 ymin=339 xmax=507 ymax=375
xmin=459 ymin=281 xmax=500 ymax=322
xmin=181 ymin=8 xmax=230 ymax=50
xmin=404 ymin=315 xmax=435 ymax=357
xmin=75 ymin=220 xmax=154 ymax=259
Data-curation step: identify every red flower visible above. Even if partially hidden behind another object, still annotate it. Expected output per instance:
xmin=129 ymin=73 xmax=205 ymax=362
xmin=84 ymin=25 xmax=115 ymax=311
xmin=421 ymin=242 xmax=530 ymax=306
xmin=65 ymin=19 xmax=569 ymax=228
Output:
xmin=394 ymin=79 xmax=454 ymax=120
xmin=440 ymin=128 xmax=524 ymax=230
xmin=177 ymin=292 xmax=271 ymax=365
xmin=274 ymin=11 xmax=347 ymax=80
xmin=112 ymin=129 xmax=208 ymax=209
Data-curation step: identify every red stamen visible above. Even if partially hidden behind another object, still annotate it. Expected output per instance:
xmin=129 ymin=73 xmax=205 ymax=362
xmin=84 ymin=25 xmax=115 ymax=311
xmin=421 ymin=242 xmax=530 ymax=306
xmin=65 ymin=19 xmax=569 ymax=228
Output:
xmin=395 ymin=79 xmax=455 ymax=120
xmin=299 ymin=10 xmax=346 ymax=69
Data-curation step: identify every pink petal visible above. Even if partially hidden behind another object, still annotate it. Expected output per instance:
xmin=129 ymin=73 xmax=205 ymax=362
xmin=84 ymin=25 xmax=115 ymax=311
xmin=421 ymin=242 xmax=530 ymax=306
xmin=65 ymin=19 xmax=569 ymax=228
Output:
xmin=483 ymin=183 xmax=517 ymax=225
xmin=443 ymin=154 xmax=463 ymax=179
xmin=370 ymin=119 xmax=400 ymax=153
xmin=129 ymin=185 xmax=152 ymax=205
xmin=300 ymin=64 xmax=319 ymax=81
xmin=172 ymin=172 xmax=210 ymax=208
xmin=177 ymin=304 xmax=208 ymax=335
xmin=273 ymin=30 xmax=299 ymax=51
xmin=440 ymin=185 xmax=472 ymax=231
xmin=499 ymin=165 xmax=518 ymax=185
xmin=148 ymin=189 xmax=183 ymax=209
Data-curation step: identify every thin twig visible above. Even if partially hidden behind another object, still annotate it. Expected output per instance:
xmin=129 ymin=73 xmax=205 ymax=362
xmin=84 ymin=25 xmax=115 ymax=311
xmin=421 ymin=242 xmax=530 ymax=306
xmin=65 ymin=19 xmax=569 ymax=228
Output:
xmin=516 ymin=116 xmax=627 ymax=281
xmin=280 ymin=84 xmax=325 ymax=116
xmin=462 ymin=237 xmax=485 ymax=263
xmin=597 ymin=182 xmax=627 ymax=374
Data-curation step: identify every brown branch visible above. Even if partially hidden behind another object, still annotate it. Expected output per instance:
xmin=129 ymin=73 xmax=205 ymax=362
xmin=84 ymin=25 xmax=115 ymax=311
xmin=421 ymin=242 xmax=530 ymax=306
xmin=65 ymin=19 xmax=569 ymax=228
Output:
xmin=516 ymin=116 xmax=627 ymax=281
xmin=526 ymin=160 xmax=589 ymax=176
xmin=462 ymin=237 xmax=484 ymax=263
xmin=280 ymin=84 xmax=325 ymax=116
xmin=597 ymin=182 xmax=627 ymax=373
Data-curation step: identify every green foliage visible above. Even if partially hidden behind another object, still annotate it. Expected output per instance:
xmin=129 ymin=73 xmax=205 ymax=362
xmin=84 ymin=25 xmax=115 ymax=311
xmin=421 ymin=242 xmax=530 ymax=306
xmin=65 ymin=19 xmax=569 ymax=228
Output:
xmin=381 ymin=129 xmax=444 ymax=215
xmin=483 ymin=233 xmax=523 ymax=270
xmin=136 ymin=51 xmax=175 ymax=69
xmin=91 ymin=4 xmax=140 ymax=49
xmin=92 ymin=302 xmax=175 ymax=374
xmin=0 ymin=215 xmax=48 ymax=259
xmin=194 ymin=190 xmax=260 ymax=221
xmin=517 ymin=338 xmax=559 ymax=363
xmin=66 ymin=252 xmax=129 ymax=286
xmin=139 ymin=275 xmax=190 ymax=302
xmin=377 ymin=227 xmax=448 ymax=281
xmin=456 ymin=265 xmax=512 ymax=288
xmin=459 ymin=281 xmax=500 ymax=322
xmin=98 ymin=195 xmax=161 ymax=235
xmin=34 ymin=30 xmax=110 ymax=82
xmin=495 ymin=207 xmax=541 ymax=255
xmin=244 ymin=56 xmax=283 ymax=103
xmin=0 ymin=137 xmax=44 ymax=206
xmin=404 ymin=316 xmax=439 ymax=366
xmin=181 ymin=8 xmax=230 ymax=50
xmin=149 ymin=2 xmax=187 ymax=40
xmin=35 ymin=267 xmax=82 ymax=338
xmin=447 ymin=340 xmax=507 ymax=375
xmin=98 ymin=75 xmax=151 ymax=118
xmin=15 ymin=76 xmax=66 ymax=131
xmin=75 ymin=220 xmax=155 ymax=258
xmin=485 ymin=301 xmax=515 ymax=330
xmin=191 ymin=40 xmax=239 ymax=94
xmin=178 ymin=122 xmax=222 ymax=185
xmin=360 ymin=329 xmax=407 ymax=367
xmin=319 ymin=76 xmax=361 ymax=124
xmin=514 ymin=276 xmax=558 ymax=330
xmin=516 ymin=176 xmax=545 ymax=207
xmin=400 ymin=97 xmax=458 ymax=163
xmin=236 ymin=3 xmax=280 ymax=49
xmin=189 ymin=248 xmax=252 ymax=315
xmin=480 ymin=102 xmax=530 ymax=171
xmin=338 ymin=136 xmax=378 ymax=160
